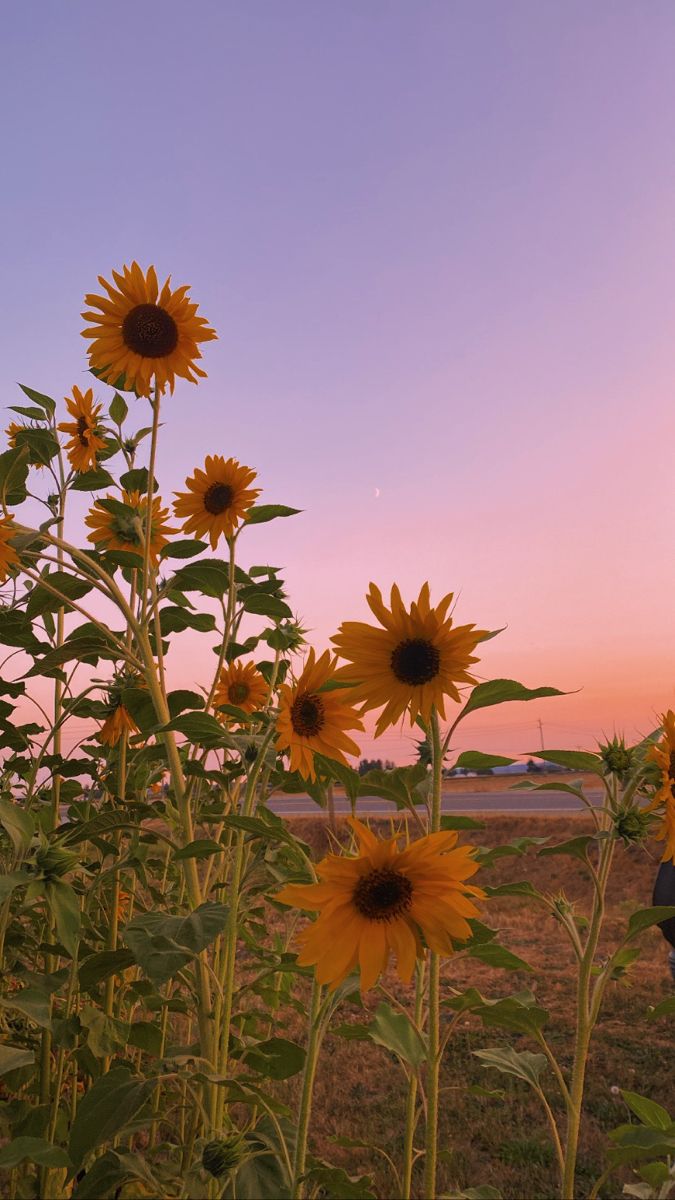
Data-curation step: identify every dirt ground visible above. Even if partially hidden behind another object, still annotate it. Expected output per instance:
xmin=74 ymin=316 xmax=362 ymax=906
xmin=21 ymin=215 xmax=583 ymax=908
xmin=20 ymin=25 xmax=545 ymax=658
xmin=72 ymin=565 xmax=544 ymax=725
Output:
xmin=275 ymin=814 xmax=673 ymax=1200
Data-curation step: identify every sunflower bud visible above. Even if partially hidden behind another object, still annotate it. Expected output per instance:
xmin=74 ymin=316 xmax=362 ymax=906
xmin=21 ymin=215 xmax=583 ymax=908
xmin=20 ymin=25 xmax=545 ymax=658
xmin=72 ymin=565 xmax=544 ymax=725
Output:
xmin=202 ymin=1136 xmax=243 ymax=1179
xmin=612 ymin=805 xmax=652 ymax=846
xmin=599 ymin=737 xmax=635 ymax=782
xmin=34 ymin=843 xmax=79 ymax=879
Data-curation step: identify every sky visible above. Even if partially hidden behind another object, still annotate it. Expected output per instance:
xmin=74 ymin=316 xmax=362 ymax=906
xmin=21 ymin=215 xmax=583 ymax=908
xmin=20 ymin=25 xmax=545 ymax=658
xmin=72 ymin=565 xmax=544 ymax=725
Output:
xmin=1 ymin=1 xmax=675 ymax=763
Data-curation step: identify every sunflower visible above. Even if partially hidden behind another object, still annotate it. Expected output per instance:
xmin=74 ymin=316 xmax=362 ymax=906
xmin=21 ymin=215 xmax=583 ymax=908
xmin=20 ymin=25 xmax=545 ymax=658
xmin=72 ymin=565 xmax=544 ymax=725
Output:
xmin=99 ymin=703 xmax=139 ymax=747
xmin=213 ymin=660 xmax=268 ymax=720
xmin=276 ymin=816 xmax=484 ymax=991
xmin=332 ymin=583 xmax=488 ymax=736
xmin=57 ymin=386 xmax=106 ymax=473
xmin=276 ymin=649 xmax=363 ymax=782
xmin=646 ymin=711 xmax=675 ymax=862
xmin=173 ymin=456 xmax=260 ymax=548
xmin=85 ymin=490 xmax=176 ymax=564
xmin=81 ymin=262 xmax=217 ymax=398
xmin=0 ymin=517 xmax=19 ymax=583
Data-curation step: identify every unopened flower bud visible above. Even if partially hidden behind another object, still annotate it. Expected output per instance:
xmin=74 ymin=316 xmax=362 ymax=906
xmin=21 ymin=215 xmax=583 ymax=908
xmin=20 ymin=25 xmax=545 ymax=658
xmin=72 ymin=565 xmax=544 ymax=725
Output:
xmin=34 ymin=843 xmax=79 ymax=879
xmin=202 ymin=1136 xmax=243 ymax=1178
xmin=613 ymin=805 xmax=652 ymax=846
xmin=599 ymin=737 xmax=635 ymax=781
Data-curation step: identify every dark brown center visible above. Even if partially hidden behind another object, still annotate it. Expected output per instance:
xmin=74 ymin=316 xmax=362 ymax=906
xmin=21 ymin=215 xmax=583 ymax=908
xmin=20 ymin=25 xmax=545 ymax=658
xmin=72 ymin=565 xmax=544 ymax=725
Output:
xmin=204 ymin=482 xmax=234 ymax=515
xmin=122 ymin=303 xmax=179 ymax=358
xmin=290 ymin=692 xmax=325 ymax=737
xmin=77 ymin=416 xmax=90 ymax=446
xmin=353 ymin=868 xmax=413 ymax=921
xmin=668 ymin=750 xmax=675 ymax=785
xmin=228 ymin=681 xmax=250 ymax=705
xmin=390 ymin=638 xmax=440 ymax=686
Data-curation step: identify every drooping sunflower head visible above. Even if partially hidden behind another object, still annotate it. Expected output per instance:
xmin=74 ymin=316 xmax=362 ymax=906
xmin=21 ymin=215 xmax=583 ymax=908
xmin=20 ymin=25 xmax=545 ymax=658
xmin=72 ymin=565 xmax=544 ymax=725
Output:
xmin=275 ymin=648 xmax=364 ymax=782
xmin=0 ymin=516 xmax=20 ymax=584
xmin=276 ymin=817 xmax=484 ymax=991
xmin=213 ymin=660 xmax=268 ymax=721
xmin=331 ymin=583 xmax=488 ymax=735
xmin=81 ymin=262 xmax=217 ymax=398
xmin=99 ymin=703 xmax=139 ymax=748
xmin=85 ymin=489 xmax=176 ymax=564
xmin=173 ymin=456 xmax=260 ymax=549
xmin=57 ymin=386 xmax=106 ymax=474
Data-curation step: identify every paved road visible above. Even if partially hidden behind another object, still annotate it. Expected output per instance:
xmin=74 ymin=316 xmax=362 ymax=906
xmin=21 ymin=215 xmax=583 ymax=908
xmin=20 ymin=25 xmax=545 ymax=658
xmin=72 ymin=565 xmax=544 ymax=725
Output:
xmin=268 ymin=789 xmax=602 ymax=817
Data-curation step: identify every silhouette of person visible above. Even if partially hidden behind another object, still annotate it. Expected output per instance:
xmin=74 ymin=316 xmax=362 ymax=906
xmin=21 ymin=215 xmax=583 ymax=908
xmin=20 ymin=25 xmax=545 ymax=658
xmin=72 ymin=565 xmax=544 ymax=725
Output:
xmin=652 ymin=861 xmax=675 ymax=981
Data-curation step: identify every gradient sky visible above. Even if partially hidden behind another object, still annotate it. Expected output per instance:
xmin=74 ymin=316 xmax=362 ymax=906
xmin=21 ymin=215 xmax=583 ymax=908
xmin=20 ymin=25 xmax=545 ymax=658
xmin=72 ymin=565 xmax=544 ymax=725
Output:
xmin=2 ymin=1 xmax=675 ymax=762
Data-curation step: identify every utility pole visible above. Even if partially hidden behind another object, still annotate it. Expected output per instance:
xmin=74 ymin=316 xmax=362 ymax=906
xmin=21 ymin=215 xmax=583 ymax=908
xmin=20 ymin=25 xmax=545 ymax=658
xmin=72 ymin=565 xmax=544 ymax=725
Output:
xmin=537 ymin=718 xmax=545 ymax=750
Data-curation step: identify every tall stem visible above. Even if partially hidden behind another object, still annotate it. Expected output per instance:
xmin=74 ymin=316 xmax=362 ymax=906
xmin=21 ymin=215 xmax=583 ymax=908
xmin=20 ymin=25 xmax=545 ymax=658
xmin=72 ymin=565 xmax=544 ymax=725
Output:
xmin=402 ymin=960 xmax=425 ymax=1197
xmin=423 ymin=709 xmax=443 ymax=1199
xmin=560 ymin=839 xmax=614 ymax=1199
xmin=290 ymin=977 xmax=323 ymax=1199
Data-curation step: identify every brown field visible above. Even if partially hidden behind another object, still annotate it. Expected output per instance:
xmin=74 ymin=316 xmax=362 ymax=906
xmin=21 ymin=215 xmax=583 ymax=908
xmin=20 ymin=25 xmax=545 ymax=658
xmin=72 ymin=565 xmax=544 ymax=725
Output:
xmin=274 ymin=814 xmax=672 ymax=1200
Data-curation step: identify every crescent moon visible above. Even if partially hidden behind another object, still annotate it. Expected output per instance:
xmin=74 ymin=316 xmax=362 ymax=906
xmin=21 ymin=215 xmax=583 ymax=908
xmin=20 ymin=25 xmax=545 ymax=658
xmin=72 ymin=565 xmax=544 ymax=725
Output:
xmin=374 ymin=487 xmax=381 ymax=498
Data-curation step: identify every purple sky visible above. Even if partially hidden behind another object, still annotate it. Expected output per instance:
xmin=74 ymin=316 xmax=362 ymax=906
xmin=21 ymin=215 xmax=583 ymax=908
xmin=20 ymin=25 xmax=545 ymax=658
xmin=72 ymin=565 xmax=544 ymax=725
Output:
xmin=2 ymin=2 xmax=675 ymax=761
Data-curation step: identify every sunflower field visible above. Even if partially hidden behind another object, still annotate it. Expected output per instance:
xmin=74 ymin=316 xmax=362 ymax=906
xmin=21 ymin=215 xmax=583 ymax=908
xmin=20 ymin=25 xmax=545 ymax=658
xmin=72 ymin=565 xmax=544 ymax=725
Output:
xmin=0 ymin=263 xmax=674 ymax=1200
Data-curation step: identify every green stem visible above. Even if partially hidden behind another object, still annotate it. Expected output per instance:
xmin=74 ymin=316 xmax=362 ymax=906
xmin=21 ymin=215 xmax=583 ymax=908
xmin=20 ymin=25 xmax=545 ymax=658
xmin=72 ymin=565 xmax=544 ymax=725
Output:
xmin=422 ymin=709 xmax=443 ymax=1200
xmin=290 ymin=977 xmax=323 ymax=1199
xmin=560 ymin=838 xmax=614 ymax=1199
xmin=402 ymin=960 xmax=425 ymax=1198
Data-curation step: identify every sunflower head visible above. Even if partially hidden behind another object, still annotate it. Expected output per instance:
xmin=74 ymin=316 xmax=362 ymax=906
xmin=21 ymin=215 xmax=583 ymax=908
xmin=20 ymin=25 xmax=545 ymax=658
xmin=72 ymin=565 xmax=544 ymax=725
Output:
xmin=647 ymin=712 xmax=675 ymax=806
xmin=85 ymin=489 xmax=176 ymax=564
xmin=0 ymin=517 xmax=19 ymax=585
xmin=82 ymin=262 xmax=217 ymax=398
xmin=275 ymin=649 xmax=363 ymax=782
xmin=213 ymin=660 xmax=268 ymax=721
xmin=57 ymin=386 xmax=106 ymax=474
xmin=276 ymin=817 xmax=484 ymax=991
xmin=173 ymin=456 xmax=260 ymax=549
xmin=332 ymin=583 xmax=488 ymax=735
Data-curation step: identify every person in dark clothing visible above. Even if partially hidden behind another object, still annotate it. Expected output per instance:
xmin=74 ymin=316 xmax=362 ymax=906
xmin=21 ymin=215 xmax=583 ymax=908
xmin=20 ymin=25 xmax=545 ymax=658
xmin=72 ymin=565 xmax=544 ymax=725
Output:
xmin=652 ymin=861 xmax=675 ymax=981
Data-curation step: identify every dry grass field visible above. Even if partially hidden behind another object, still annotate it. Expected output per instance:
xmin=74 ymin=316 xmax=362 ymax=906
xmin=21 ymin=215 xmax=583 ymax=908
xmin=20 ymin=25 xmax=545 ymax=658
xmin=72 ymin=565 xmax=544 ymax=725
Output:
xmin=275 ymin=814 xmax=673 ymax=1200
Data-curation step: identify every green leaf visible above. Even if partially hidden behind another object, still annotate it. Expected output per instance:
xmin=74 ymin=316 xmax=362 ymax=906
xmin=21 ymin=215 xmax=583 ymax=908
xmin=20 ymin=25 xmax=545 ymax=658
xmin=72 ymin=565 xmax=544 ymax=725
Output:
xmin=26 ymin=570 xmax=93 ymax=618
xmin=243 ymin=1036 xmax=306 ymax=1080
xmin=0 ymin=796 xmax=33 ymax=854
xmin=170 ymin=558 xmax=230 ymax=597
xmin=368 ymin=1002 xmax=426 ymax=1068
xmin=0 ymin=870 xmax=29 ymax=902
xmin=123 ymin=902 xmax=228 ymax=985
xmin=313 ymin=755 xmax=361 ymax=802
xmin=527 ymin=749 xmax=603 ymax=773
xmin=119 ymin=467 xmax=156 ymax=493
xmin=454 ymin=752 xmax=516 ymax=771
xmin=0 ymin=1045 xmax=35 ymax=1076
xmin=0 ymin=988 xmax=51 ymax=1029
xmin=126 ymin=1021 xmax=163 ymax=1057
xmin=625 ymin=906 xmax=675 ymax=941
xmin=0 ymin=445 xmax=29 ymax=505
xmin=70 ymin=468 xmax=116 ymax=491
xmin=159 ymin=605 xmax=216 ymax=634
xmin=68 ymin=1066 xmax=157 ymax=1168
xmin=173 ymin=839 xmax=224 ymax=861
xmin=0 ymin=1137 xmax=70 ymax=1170
xmin=538 ymin=835 xmax=595 ymax=863
xmin=648 ymin=996 xmax=675 ymax=1020
xmin=473 ymin=1046 xmax=548 ymax=1087
xmin=242 ymin=591 xmax=293 ymax=619
xmin=245 ymin=504 xmax=302 ymax=525
xmin=457 ymin=679 xmax=566 ymax=722
xmin=160 ymin=711 xmax=235 ymax=749
xmin=357 ymin=763 xmax=428 ymax=810
xmin=467 ymin=943 xmax=534 ymax=973
xmin=621 ymin=1091 xmax=671 ymax=1130
xmin=45 ymin=879 xmax=81 ymax=958
xmin=79 ymin=949 xmax=136 ymax=992
xmin=159 ymin=537 xmax=208 ymax=559
xmin=18 ymin=384 xmax=56 ymax=415
xmin=301 ymin=1162 xmax=375 ymax=1199
xmin=108 ymin=392 xmax=128 ymax=424
xmin=80 ymin=1005 xmax=130 ymax=1057
xmin=484 ymin=881 xmax=544 ymax=901
xmin=440 ymin=815 xmax=486 ymax=831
